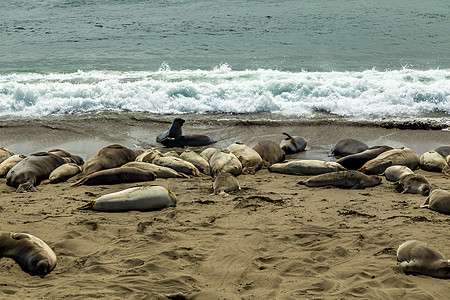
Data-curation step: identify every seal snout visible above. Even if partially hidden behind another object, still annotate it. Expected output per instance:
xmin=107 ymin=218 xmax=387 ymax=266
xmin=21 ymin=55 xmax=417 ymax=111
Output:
xmin=36 ymin=261 xmax=51 ymax=278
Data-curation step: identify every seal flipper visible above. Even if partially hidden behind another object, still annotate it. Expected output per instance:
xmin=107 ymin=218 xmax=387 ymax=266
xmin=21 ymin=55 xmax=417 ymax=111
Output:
xmin=70 ymin=177 xmax=88 ymax=187
xmin=282 ymin=132 xmax=294 ymax=140
xmin=78 ymin=200 xmax=96 ymax=210
xmin=16 ymin=180 xmax=37 ymax=193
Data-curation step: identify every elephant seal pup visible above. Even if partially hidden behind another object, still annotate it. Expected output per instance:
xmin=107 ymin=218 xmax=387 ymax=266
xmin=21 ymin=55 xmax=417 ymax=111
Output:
xmin=279 ymin=133 xmax=307 ymax=154
xmin=0 ymin=154 xmax=26 ymax=177
xmin=419 ymin=150 xmax=447 ymax=172
xmin=397 ymin=240 xmax=449 ymax=278
xmin=122 ymin=162 xmax=189 ymax=178
xmin=6 ymin=152 xmax=67 ymax=192
xmin=298 ymin=170 xmax=381 ymax=189
xmin=135 ymin=148 xmax=163 ymax=163
xmin=153 ymin=156 xmax=201 ymax=176
xmin=80 ymin=144 xmax=142 ymax=176
xmin=209 ymin=150 xmax=242 ymax=177
xmin=359 ymin=147 xmax=420 ymax=175
xmin=71 ymin=167 xmax=156 ymax=186
xmin=79 ymin=186 xmax=177 ymax=212
xmin=336 ymin=146 xmax=393 ymax=170
xmin=421 ymin=188 xmax=450 ymax=214
xmin=394 ymin=173 xmax=431 ymax=196
xmin=252 ymin=140 xmax=285 ymax=168
xmin=48 ymin=149 xmax=84 ymax=165
xmin=0 ymin=231 xmax=56 ymax=278
xmin=200 ymin=147 xmax=222 ymax=162
xmin=0 ymin=147 xmax=14 ymax=164
xmin=156 ymin=118 xmax=185 ymax=143
xmin=434 ymin=146 xmax=450 ymax=158
xmin=42 ymin=163 xmax=82 ymax=184
xmin=213 ymin=173 xmax=241 ymax=196
xmin=180 ymin=149 xmax=210 ymax=175
xmin=330 ymin=138 xmax=368 ymax=157
xmin=226 ymin=142 xmax=262 ymax=174
xmin=383 ymin=165 xmax=414 ymax=182
xmin=269 ymin=160 xmax=346 ymax=175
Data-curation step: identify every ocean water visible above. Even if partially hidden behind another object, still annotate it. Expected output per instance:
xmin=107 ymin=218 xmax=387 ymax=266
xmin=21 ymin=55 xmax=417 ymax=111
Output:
xmin=1 ymin=0 xmax=449 ymax=124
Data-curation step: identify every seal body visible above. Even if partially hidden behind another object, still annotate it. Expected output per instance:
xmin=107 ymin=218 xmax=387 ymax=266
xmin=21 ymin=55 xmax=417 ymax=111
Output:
xmin=279 ymin=133 xmax=307 ymax=154
xmin=336 ymin=146 xmax=393 ymax=170
xmin=421 ymin=188 xmax=450 ymax=214
xmin=156 ymin=118 xmax=185 ymax=143
xmin=79 ymin=186 xmax=177 ymax=212
xmin=434 ymin=146 xmax=450 ymax=158
xmin=394 ymin=173 xmax=431 ymax=196
xmin=44 ymin=163 xmax=82 ymax=184
xmin=180 ymin=149 xmax=211 ymax=175
xmin=269 ymin=160 xmax=346 ymax=175
xmin=6 ymin=152 xmax=67 ymax=192
xmin=419 ymin=150 xmax=447 ymax=172
xmin=252 ymin=140 xmax=285 ymax=167
xmin=209 ymin=150 xmax=242 ymax=177
xmin=383 ymin=165 xmax=414 ymax=182
xmin=298 ymin=170 xmax=381 ymax=189
xmin=359 ymin=148 xmax=420 ymax=175
xmin=397 ymin=240 xmax=449 ymax=279
xmin=226 ymin=142 xmax=262 ymax=174
xmin=0 ymin=231 xmax=56 ymax=278
xmin=153 ymin=156 xmax=201 ymax=176
xmin=159 ymin=135 xmax=216 ymax=148
xmin=200 ymin=148 xmax=222 ymax=162
xmin=71 ymin=167 xmax=156 ymax=186
xmin=48 ymin=149 xmax=84 ymax=165
xmin=0 ymin=147 xmax=14 ymax=164
xmin=213 ymin=173 xmax=241 ymax=196
xmin=135 ymin=148 xmax=163 ymax=163
xmin=122 ymin=162 xmax=188 ymax=178
xmin=330 ymin=138 xmax=368 ymax=157
xmin=0 ymin=154 xmax=26 ymax=177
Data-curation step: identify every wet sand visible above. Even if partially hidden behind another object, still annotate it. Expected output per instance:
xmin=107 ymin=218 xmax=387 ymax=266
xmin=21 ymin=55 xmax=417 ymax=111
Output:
xmin=1 ymin=114 xmax=449 ymax=299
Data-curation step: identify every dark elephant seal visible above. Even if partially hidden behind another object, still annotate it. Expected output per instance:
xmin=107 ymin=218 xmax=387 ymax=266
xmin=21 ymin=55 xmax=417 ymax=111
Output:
xmin=48 ymin=149 xmax=84 ymax=165
xmin=252 ymin=140 xmax=285 ymax=168
xmin=80 ymin=144 xmax=142 ymax=177
xmin=394 ymin=173 xmax=431 ymax=196
xmin=0 ymin=231 xmax=56 ymax=278
xmin=280 ymin=133 xmax=307 ymax=154
xmin=6 ymin=152 xmax=67 ymax=192
xmin=156 ymin=118 xmax=185 ymax=143
xmin=330 ymin=138 xmax=368 ymax=157
xmin=397 ymin=240 xmax=449 ymax=279
xmin=298 ymin=170 xmax=381 ymax=189
xmin=71 ymin=167 xmax=156 ymax=186
xmin=434 ymin=146 xmax=450 ymax=158
xmin=160 ymin=135 xmax=216 ymax=148
xmin=336 ymin=146 xmax=393 ymax=170
xmin=420 ymin=188 xmax=450 ymax=214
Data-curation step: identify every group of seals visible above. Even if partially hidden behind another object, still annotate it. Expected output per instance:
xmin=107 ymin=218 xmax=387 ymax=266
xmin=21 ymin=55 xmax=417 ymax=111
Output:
xmin=156 ymin=118 xmax=216 ymax=148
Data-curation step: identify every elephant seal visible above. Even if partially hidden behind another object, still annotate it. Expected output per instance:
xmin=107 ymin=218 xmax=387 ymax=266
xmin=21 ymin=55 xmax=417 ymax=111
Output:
xmin=213 ymin=173 xmax=241 ymax=196
xmin=279 ymin=133 xmax=307 ymax=154
xmin=79 ymin=186 xmax=176 ymax=212
xmin=0 ymin=154 xmax=26 ymax=177
xmin=383 ymin=165 xmax=414 ymax=182
xmin=153 ymin=156 xmax=201 ymax=176
xmin=421 ymin=188 xmax=450 ymax=214
xmin=359 ymin=147 xmax=420 ymax=175
xmin=336 ymin=146 xmax=393 ymax=170
xmin=6 ymin=152 xmax=67 ymax=192
xmin=209 ymin=150 xmax=242 ymax=177
xmin=156 ymin=118 xmax=185 ymax=143
xmin=0 ymin=231 xmax=56 ymax=278
xmin=269 ymin=160 xmax=346 ymax=175
xmin=122 ymin=162 xmax=189 ymax=178
xmin=434 ymin=146 xmax=450 ymax=158
xmin=419 ymin=150 xmax=447 ymax=172
xmin=42 ymin=163 xmax=82 ymax=184
xmin=48 ymin=149 xmax=84 ymax=165
xmin=394 ymin=173 xmax=431 ymax=196
xmin=71 ymin=167 xmax=156 ymax=186
xmin=330 ymin=138 xmax=368 ymax=157
xmin=397 ymin=240 xmax=449 ymax=278
xmin=180 ymin=149 xmax=210 ymax=175
xmin=0 ymin=147 xmax=14 ymax=164
xmin=135 ymin=148 xmax=163 ymax=163
xmin=80 ymin=144 xmax=142 ymax=176
xmin=226 ymin=142 xmax=262 ymax=174
xmin=200 ymin=148 xmax=222 ymax=162
xmin=298 ymin=170 xmax=382 ymax=189
xmin=252 ymin=140 xmax=285 ymax=168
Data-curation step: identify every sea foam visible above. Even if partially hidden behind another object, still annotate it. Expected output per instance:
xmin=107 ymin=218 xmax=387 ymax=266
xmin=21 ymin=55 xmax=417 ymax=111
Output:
xmin=1 ymin=65 xmax=449 ymax=120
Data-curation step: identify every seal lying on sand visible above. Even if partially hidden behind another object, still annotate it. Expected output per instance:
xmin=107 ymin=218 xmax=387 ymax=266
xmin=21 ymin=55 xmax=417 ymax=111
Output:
xmin=42 ymin=163 xmax=82 ymax=184
xmin=279 ymin=133 xmax=307 ymax=154
xmin=122 ymin=162 xmax=189 ymax=178
xmin=209 ymin=150 xmax=242 ymax=177
xmin=359 ymin=147 xmax=420 ymax=175
xmin=394 ymin=173 xmax=431 ymax=196
xmin=397 ymin=240 xmax=450 ymax=279
xmin=383 ymin=165 xmax=414 ymax=182
xmin=0 ymin=147 xmax=14 ymax=164
xmin=298 ymin=170 xmax=381 ymax=189
xmin=434 ymin=146 xmax=450 ymax=158
xmin=156 ymin=118 xmax=215 ymax=147
xmin=180 ymin=149 xmax=211 ymax=175
xmin=269 ymin=160 xmax=345 ymax=175
xmin=153 ymin=156 xmax=201 ymax=176
xmin=419 ymin=150 xmax=447 ymax=172
xmin=0 ymin=231 xmax=56 ymax=278
xmin=213 ymin=173 xmax=241 ymax=196
xmin=420 ymin=188 xmax=450 ymax=214
xmin=6 ymin=152 xmax=67 ymax=192
xmin=252 ymin=140 xmax=285 ymax=167
xmin=0 ymin=154 xmax=26 ymax=177
xmin=71 ymin=167 xmax=156 ymax=186
xmin=336 ymin=146 xmax=393 ymax=170
xmin=330 ymin=138 xmax=368 ymax=157
xmin=226 ymin=142 xmax=262 ymax=174
xmin=79 ymin=186 xmax=177 ymax=212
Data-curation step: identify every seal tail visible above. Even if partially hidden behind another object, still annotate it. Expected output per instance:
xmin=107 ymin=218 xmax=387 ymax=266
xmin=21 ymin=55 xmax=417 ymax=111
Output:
xmin=297 ymin=180 xmax=307 ymax=185
xmin=78 ymin=200 xmax=96 ymax=210
xmin=420 ymin=196 xmax=430 ymax=208
xmin=70 ymin=177 xmax=87 ymax=187
xmin=282 ymin=132 xmax=293 ymax=140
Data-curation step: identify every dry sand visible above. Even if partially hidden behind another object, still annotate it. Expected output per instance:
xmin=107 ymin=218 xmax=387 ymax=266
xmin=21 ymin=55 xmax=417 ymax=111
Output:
xmin=1 ymin=115 xmax=449 ymax=299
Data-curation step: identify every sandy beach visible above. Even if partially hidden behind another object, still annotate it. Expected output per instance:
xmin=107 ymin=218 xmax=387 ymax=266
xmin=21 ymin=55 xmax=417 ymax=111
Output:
xmin=1 ymin=115 xmax=449 ymax=299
